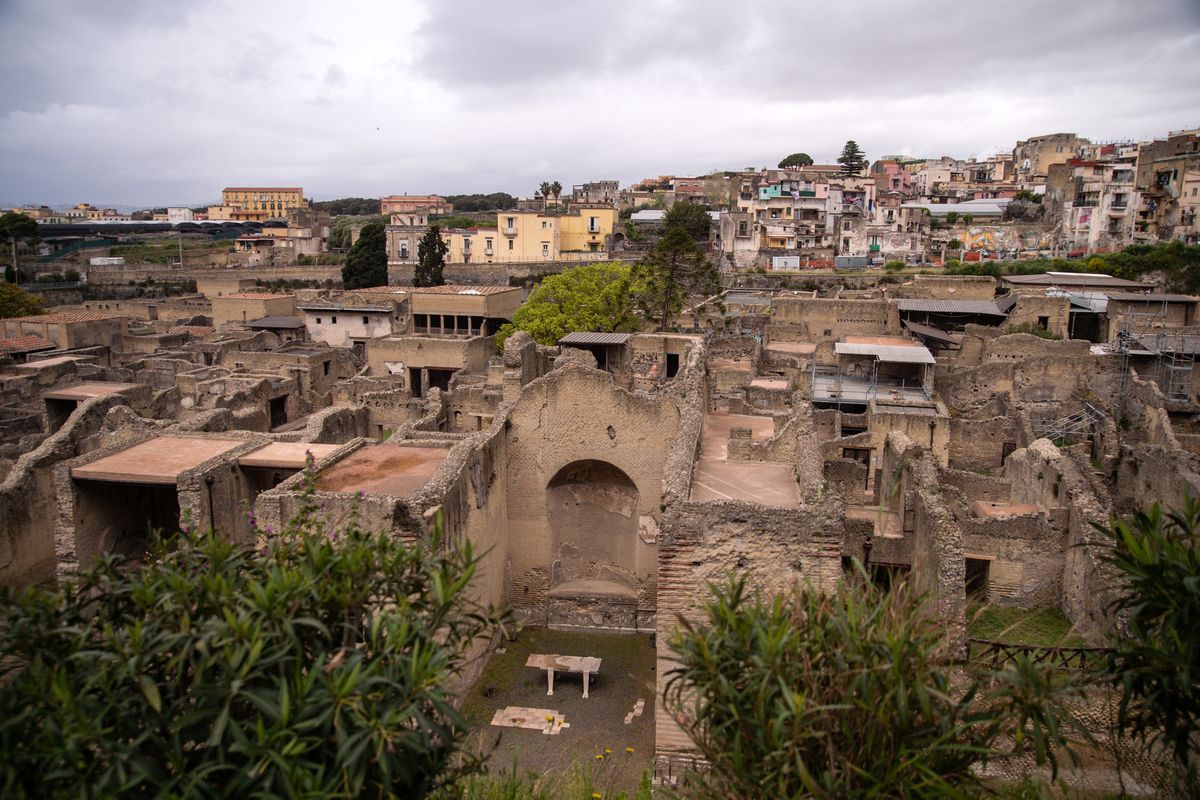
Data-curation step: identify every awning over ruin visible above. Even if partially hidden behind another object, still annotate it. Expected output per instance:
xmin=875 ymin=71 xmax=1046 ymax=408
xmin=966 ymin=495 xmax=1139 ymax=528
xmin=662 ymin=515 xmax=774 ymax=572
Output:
xmin=834 ymin=342 xmax=936 ymax=364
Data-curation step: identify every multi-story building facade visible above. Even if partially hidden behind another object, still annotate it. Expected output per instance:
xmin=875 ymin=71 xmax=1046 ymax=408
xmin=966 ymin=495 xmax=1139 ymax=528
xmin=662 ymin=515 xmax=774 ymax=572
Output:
xmin=1012 ymin=133 xmax=1091 ymax=187
xmin=382 ymin=207 xmax=617 ymax=266
xmin=380 ymin=195 xmax=453 ymax=215
xmin=1133 ymin=131 xmax=1200 ymax=244
xmin=1046 ymin=154 xmax=1139 ymax=253
xmin=219 ymin=187 xmax=307 ymax=222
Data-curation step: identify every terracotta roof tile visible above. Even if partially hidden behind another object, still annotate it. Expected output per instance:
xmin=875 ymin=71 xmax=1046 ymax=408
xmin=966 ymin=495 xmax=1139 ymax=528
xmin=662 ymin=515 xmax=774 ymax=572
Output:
xmin=0 ymin=335 xmax=54 ymax=354
xmin=222 ymin=292 xmax=294 ymax=300
xmin=408 ymin=284 xmax=519 ymax=295
xmin=9 ymin=311 xmax=129 ymax=323
xmin=167 ymin=325 xmax=216 ymax=337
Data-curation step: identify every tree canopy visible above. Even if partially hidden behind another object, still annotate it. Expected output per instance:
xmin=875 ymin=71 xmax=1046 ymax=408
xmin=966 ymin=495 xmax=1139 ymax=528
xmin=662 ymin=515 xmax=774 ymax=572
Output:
xmin=415 ymin=225 xmax=448 ymax=287
xmin=447 ymin=193 xmax=517 ymax=212
xmin=778 ymin=152 xmax=814 ymax=168
xmin=0 ymin=281 xmax=44 ymax=318
xmin=0 ymin=473 xmax=506 ymax=797
xmin=663 ymin=202 xmax=713 ymax=240
xmin=631 ymin=226 xmax=721 ymax=331
xmin=837 ymin=140 xmax=868 ymax=176
xmin=495 ymin=261 xmax=639 ymax=350
xmin=310 ymin=197 xmax=380 ymax=216
xmin=1 ymin=211 xmax=39 ymax=283
xmin=341 ymin=221 xmax=388 ymax=289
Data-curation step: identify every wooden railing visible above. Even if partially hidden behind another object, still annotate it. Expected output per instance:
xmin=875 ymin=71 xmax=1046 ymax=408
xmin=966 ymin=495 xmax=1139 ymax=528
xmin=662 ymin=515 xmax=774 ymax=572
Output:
xmin=966 ymin=638 xmax=1108 ymax=672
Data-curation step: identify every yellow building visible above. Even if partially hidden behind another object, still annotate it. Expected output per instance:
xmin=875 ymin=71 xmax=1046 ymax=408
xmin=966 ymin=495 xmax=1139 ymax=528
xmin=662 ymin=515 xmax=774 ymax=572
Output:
xmin=220 ymin=187 xmax=307 ymax=222
xmin=436 ymin=207 xmax=618 ymax=264
xmin=558 ymin=204 xmax=617 ymax=254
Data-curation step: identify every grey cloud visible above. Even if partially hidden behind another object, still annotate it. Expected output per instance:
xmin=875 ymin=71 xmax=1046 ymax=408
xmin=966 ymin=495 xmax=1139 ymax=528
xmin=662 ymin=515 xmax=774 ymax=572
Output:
xmin=414 ymin=0 xmax=1200 ymax=102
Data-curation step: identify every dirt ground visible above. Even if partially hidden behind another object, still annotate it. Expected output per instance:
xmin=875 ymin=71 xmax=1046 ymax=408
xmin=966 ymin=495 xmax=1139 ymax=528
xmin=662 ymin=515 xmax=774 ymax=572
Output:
xmin=459 ymin=627 xmax=657 ymax=795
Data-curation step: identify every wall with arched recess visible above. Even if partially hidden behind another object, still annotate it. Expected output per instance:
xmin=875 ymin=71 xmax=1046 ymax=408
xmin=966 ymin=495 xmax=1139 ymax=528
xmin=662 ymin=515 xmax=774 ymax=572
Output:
xmin=546 ymin=459 xmax=642 ymax=591
xmin=503 ymin=362 xmax=679 ymax=628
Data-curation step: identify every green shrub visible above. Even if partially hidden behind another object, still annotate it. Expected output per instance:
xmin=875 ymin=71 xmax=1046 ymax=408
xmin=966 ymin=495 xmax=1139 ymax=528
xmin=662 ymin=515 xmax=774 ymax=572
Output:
xmin=665 ymin=573 xmax=1085 ymax=799
xmin=0 ymin=469 xmax=507 ymax=798
xmin=1100 ymin=498 xmax=1200 ymax=779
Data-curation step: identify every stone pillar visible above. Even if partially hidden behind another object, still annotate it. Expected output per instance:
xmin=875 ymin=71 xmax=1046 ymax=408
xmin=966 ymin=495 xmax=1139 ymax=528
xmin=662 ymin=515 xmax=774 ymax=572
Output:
xmin=420 ymin=368 xmax=430 ymax=397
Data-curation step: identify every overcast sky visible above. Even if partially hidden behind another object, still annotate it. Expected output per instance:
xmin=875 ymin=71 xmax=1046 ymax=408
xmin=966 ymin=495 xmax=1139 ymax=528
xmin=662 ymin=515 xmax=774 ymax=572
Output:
xmin=2 ymin=0 xmax=1199 ymax=208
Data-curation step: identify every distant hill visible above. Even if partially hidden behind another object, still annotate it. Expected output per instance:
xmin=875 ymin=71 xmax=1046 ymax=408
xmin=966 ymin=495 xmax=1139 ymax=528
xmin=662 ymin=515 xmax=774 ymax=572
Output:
xmin=311 ymin=197 xmax=381 ymax=216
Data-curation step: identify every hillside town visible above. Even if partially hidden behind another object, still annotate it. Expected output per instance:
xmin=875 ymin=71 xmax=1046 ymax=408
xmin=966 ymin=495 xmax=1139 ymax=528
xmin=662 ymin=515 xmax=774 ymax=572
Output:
xmin=2 ymin=121 xmax=1199 ymax=795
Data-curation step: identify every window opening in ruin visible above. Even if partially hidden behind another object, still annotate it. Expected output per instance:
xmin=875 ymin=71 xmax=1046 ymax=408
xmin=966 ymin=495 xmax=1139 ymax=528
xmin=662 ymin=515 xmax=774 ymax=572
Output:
xmin=666 ymin=353 xmax=680 ymax=378
xmin=965 ymin=558 xmax=990 ymax=601
xmin=1037 ymin=316 xmax=1049 ymax=330
xmin=1001 ymin=442 xmax=1017 ymax=463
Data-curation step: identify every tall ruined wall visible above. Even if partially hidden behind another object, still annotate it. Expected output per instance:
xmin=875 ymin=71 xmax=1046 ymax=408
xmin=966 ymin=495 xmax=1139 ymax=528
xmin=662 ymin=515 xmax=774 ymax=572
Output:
xmin=948 ymin=415 xmax=1019 ymax=472
xmin=897 ymin=433 xmax=967 ymax=650
xmin=503 ymin=363 xmax=681 ymax=623
xmin=654 ymin=497 xmax=844 ymax=754
xmin=0 ymin=394 xmax=131 ymax=587
xmin=768 ymin=297 xmax=899 ymax=342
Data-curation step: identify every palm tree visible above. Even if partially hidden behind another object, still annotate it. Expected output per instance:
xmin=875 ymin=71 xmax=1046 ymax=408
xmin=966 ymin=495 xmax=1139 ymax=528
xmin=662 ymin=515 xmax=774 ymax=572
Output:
xmin=538 ymin=181 xmax=551 ymax=200
xmin=550 ymin=180 xmax=562 ymax=208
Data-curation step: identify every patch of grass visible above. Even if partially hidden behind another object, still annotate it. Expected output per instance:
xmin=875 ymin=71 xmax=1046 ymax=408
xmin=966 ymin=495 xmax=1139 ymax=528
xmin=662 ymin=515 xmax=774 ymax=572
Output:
xmin=968 ymin=603 xmax=1086 ymax=647
xmin=459 ymin=628 xmax=656 ymax=797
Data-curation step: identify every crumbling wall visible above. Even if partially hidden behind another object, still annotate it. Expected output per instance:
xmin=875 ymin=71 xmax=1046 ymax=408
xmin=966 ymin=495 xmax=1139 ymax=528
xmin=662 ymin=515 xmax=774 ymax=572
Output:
xmin=948 ymin=415 xmax=1019 ymax=472
xmin=769 ymin=296 xmax=900 ymax=342
xmin=654 ymin=496 xmax=844 ymax=755
xmin=504 ymin=363 xmax=680 ymax=625
xmin=0 ymin=393 xmax=132 ymax=587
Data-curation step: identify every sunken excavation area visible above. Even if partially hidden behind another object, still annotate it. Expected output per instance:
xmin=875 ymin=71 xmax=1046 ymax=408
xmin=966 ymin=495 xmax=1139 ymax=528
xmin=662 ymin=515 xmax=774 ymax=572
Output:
xmin=3 ymin=273 xmax=1199 ymax=792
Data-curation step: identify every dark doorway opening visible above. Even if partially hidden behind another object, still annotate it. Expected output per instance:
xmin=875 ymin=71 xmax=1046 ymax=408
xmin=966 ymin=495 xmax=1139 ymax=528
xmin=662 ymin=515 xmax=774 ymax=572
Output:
xmin=409 ymin=367 xmax=423 ymax=397
xmin=269 ymin=396 xmax=288 ymax=429
xmin=965 ymin=557 xmax=990 ymax=601
xmin=427 ymin=368 xmax=455 ymax=392
xmin=665 ymin=353 xmax=680 ymax=378
xmin=1000 ymin=442 xmax=1017 ymax=463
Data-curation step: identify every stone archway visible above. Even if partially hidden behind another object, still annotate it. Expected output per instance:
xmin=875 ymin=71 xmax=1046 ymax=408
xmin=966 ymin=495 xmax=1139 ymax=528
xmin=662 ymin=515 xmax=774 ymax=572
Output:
xmin=546 ymin=460 xmax=639 ymax=594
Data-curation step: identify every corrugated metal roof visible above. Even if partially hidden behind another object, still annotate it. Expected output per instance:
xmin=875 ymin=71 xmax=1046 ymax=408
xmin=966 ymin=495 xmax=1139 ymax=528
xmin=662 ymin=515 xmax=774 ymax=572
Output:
xmin=558 ymin=332 xmax=635 ymax=346
xmin=1062 ymin=291 xmax=1109 ymax=312
xmin=835 ymin=342 xmax=936 ymax=363
xmin=1106 ymin=292 xmax=1199 ymax=303
xmin=1002 ymin=273 xmax=1149 ymax=288
xmin=895 ymin=299 xmax=1005 ymax=315
xmin=408 ymin=284 xmax=519 ymax=295
xmin=903 ymin=320 xmax=958 ymax=344
xmin=1132 ymin=334 xmax=1200 ymax=355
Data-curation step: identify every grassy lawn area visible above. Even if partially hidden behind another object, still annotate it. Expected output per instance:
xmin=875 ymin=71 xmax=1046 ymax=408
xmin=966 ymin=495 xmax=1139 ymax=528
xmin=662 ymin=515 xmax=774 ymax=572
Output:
xmin=968 ymin=603 xmax=1086 ymax=647
xmin=459 ymin=627 xmax=657 ymax=797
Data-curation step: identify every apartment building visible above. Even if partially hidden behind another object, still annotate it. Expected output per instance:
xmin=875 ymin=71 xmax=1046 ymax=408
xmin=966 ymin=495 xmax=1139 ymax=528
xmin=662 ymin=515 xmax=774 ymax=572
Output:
xmin=1133 ymin=131 xmax=1200 ymax=244
xmin=218 ymin=187 xmax=307 ymax=222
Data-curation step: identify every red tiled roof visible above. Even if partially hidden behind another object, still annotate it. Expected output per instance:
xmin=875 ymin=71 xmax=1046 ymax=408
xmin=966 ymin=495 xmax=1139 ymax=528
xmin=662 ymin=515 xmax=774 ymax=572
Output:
xmin=221 ymin=292 xmax=294 ymax=300
xmin=408 ymin=285 xmax=519 ymax=295
xmin=167 ymin=325 xmax=216 ymax=337
xmin=357 ymin=286 xmax=409 ymax=294
xmin=9 ymin=311 xmax=128 ymax=323
xmin=0 ymin=335 xmax=54 ymax=354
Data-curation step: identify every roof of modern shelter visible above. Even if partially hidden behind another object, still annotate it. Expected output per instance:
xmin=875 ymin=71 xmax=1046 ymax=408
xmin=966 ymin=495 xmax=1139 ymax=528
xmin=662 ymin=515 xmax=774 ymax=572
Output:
xmin=1001 ymin=273 xmax=1151 ymax=289
xmin=408 ymin=285 xmax=519 ymax=295
xmin=315 ymin=444 xmax=450 ymax=496
xmin=895 ymin=298 xmax=1006 ymax=315
xmin=248 ymin=315 xmax=306 ymax=329
xmin=238 ymin=442 xmax=341 ymax=470
xmin=71 ymin=436 xmax=245 ymax=484
xmin=44 ymin=381 xmax=141 ymax=401
xmin=835 ymin=342 xmax=936 ymax=364
xmin=903 ymin=320 xmax=958 ymax=344
xmin=0 ymin=334 xmax=54 ymax=354
xmin=1105 ymin=292 xmax=1199 ymax=303
xmin=558 ymin=332 xmax=635 ymax=346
